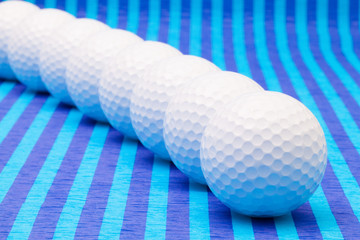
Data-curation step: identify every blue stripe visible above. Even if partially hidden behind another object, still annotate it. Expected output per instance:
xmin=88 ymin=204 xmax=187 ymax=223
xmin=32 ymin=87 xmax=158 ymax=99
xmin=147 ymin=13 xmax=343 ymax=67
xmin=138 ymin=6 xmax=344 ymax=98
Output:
xmin=0 ymin=84 xmax=25 ymax=121
xmin=53 ymin=123 xmax=109 ymax=239
xmin=0 ymin=97 xmax=59 ymax=203
xmin=189 ymin=181 xmax=210 ymax=240
xmin=98 ymin=137 xmax=138 ymax=239
xmin=189 ymin=0 xmax=202 ymax=56
xmin=211 ymin=0 xmax=225 ymax=70
xmin=147 ymin=0 xmax=161 ymax=40
xmin=65 ymin=0 xmax=77 ymax=16
xmin=0 ymin=82 xmax=16 ymax=103
xmin=7 ymin=108 xmax=81 ymax=239
xmin=106 ymin=0 xmax=119 ymax=27
xmin=44 ymin=0 xmax=56 ymax=8
xmin=0 ymin=90 xmax=35 ymax=145
xmin=144 ymin=157 xmax=170 ymax=239
xmin=127 ymin=0 xmax=140 ymax=33
xmin=86 ymin=0 xmax=98 ymax=19
xmin=168 ymin=0 xmax=181 ymax=49
xmin=231 ymin=212 xmax=254 ymax=240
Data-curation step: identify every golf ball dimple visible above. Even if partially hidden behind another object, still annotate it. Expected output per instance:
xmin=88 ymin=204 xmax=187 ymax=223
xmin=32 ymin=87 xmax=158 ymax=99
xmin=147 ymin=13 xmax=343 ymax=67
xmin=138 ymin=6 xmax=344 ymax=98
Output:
xmin=7 ymin=8 xmax=74 ymax=91
xmin=66 ymin=29 xmax=142 ymax=122
xmin=130 ymin=55 xmax=220 ymax=159
xmin=40 ymin=18 xmax=109 ymax=105
xmin=0 ymin=1 xmax=39 ymax=80
xmin=99 ymin=41 xmax=181 ymax=137
xmin=200 ymin=91 xmax=327 ymax=217
xmin=164 ymin=71 xmax=264 ymax=184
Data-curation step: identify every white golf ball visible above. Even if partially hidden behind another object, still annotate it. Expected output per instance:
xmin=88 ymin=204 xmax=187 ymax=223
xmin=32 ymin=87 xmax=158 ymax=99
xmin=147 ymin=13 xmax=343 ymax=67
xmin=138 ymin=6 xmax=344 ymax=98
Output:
xmin=164 ymin=71 xmax=264 ymax=184
xmin=201 ymin=91 xmax=327 ymax=217
xmin=7 ymin=8 xmax=74 ymax=91
xmin=99 ymin=41 xmax=181 ymax=137
xmin=40 ymin=18 xmax=109 ymax=105
xmin=0 ymin=1 xmax=39 ymax=80
xmin=66 ymin=29 xmax=142 ymax=122
xmin=130 ymin=55 xmax=220 ymax=159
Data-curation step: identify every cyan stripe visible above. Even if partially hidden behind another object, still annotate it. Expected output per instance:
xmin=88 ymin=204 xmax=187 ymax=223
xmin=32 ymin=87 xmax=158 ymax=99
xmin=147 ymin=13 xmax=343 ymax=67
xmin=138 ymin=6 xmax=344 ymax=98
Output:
xmin=338 ymin=0 xmax=360 ymax=72
xmin=7 ymin=109 xmax=83 ymax=239
xmin=231 ymin=211 xmax=254 ymax=240
xmin=189 ymin=0 xmax=202 ymax=56
xmin=144 ymin=157 xmax=170 ymax=240
xmin=65 ymin=0 xmax=77 ymax=16
xmin=211 ymin=0 xmax=225 ymax=69
xmin=189 ymin=181 xmax=210 ymax=240
xmin=106 ymin=0 xmax=119 ymax=28
xmin=317 ymin=0 xmax=360 ymax=105
xmin=168 ymin=0 xmax=181 ymax=49
xmin=293 ymin=0 xmax=360 ymax=223
xmin=253 ymin=0 xmax=281 ymax=92
xmin=232 ymin=0 xmax=251 ymax=77
xmin=53 ymin=123 xmax=109 ymax=239
xmin=127 ymin=0 xmax=140 ymax=33
xmin=0 ymin=82 xmax=16 ymax=103
xmin=309 ymin=188 xmax=343 ymax=239
xmin=0 ymin=90 xmax=35 ymax=144
xmin=98 ymin=138 xmax=138 ymax=239
xmin=44 ymin=0 xmax=56 ymax=8
xmin=0 ymin=97 xmax=59 ymax=203
xmin=86 ymin=0 xmax=98 ymax=19
xmin=147 ymin=0 xmax=161 ymax=40
xmin=252 ymin=1 xmax=301 ymax=238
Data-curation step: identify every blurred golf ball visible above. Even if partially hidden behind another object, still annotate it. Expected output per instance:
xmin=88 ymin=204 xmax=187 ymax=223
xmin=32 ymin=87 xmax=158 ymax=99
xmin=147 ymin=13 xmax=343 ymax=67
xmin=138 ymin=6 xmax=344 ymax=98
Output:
xmin=164 ymin=71 xmax=264 ymax=184
xmin=99 ymin=41 xmax=181 ymax=137
xmin=7 ymin=8 xmax=74 ymax=91
xmin=201 ymin=91 xmax=327 ymax=217
xmin=0 ymin=0 xmax=39 ymax=80
xmin=130 ymin=55 xmax=220 ymax=159
xmin=40 ymin=18 xmax=109 ymax=105
xmin=66 ymin=28 xmax=142 ymax=122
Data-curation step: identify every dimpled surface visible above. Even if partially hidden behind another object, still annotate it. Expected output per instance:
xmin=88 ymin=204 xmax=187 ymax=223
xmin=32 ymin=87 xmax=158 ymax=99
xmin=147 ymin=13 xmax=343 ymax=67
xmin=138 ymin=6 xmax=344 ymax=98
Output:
xmin=7 ymin=9 xmax=74 ymax=91
xmin=164 ymin=71 xmax=264 ymax=184
xmin=0 ymin=1 xmax=39 ymax=80
xmin=201 ymin=91 xmax=327 ymax=217
xmin=66 ymin=29 xmax=142 ymax=122
xmin=99 ymin=41 xmax=181 ymax=137
xmin=40 ymin=18 xmax=109 ymax=105
xmin=130 ymin=55 xmax=220 ymax=159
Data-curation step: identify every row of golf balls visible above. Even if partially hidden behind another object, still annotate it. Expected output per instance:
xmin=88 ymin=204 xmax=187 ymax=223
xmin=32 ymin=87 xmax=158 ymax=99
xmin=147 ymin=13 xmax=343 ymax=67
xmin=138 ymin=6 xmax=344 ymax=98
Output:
xmin=0 ymin=1 xmax=327 ymax=217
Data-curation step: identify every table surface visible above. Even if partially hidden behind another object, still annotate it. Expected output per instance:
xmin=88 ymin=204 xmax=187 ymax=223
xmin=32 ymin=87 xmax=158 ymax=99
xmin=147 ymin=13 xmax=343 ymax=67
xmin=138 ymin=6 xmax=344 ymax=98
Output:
xmin=0 ymin=0 xmax=359 ymax=239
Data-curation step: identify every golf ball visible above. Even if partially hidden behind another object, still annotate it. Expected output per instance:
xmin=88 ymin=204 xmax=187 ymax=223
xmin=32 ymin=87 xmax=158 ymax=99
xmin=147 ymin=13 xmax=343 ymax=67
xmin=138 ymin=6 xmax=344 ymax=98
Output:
xmin=7 ymin=8 xmax=74 ymax=91
xmin=66 ymin=29 xmax=142 ymax=122
xmin=0 ymin=1 xmax=39 ymax=80
xmin=164 ymin=71 xmax=264 ymax=184
xmin=130 ymin=55 xmax=220 ymax=159
xmin=200 ymin=91 xmax=327 ymax=217
xmin=40 ymin=18 xmax=109 ymax=105
xmin=99 ymin=41 xmax=181 ymax=137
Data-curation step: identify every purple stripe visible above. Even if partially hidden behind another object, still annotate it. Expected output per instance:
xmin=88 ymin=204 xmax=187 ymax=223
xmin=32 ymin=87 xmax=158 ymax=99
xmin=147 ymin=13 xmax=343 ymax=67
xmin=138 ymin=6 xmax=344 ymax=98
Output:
xmin=0 ymin=93 xmax=48 ymax=173
xmin=0 ymin=103 xmax=70 ymax=239
xmin=0 ymin=84 xmax=26 ymax=121
xmin=117 ymin=0 xmax=128 ymax=29
xmin=28 ymin=116 xmax=96 ymax=240
xmin=56 ymin=0 xmax=66 ymax=10
xmin=291 ymin=203 xmax=322 ymax=239
xmin=119 ymin=144 xmax=153 ymax=239
xmin=201 ymin=0 xmax=212 ymax=62
xmin=222 ymin=0 xmax=237 ymax=72
xmin=165 ymin=163 xmax=190 ymax=239
xmin=328 ymin=0 xmax=360 ymax=87
xmin=349 ymin=0 xmax=360 ymax=58
xmin=77 ymin=0 xmax=87 ymax=18
xmin=252 ymin=218 xmax=279 ymax=240
xmin=74 ymin=129 xmax=124 ymax=238
xmin=158 ymin=0 xmax=169 ymax=43
xmin=179 ymin=0 xmax=190 ymax=54
xmin=243 ymin=0 xmax=267 ymax=89
xmin=208 ymin=191 xmax=234 ymax=239
xmin=137 ymin=0 xmax=149 ymax=39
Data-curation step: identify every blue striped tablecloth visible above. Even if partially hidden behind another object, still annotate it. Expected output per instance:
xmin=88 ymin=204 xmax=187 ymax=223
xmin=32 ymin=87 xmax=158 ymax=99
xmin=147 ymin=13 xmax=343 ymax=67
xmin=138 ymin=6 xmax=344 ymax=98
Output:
xmin=0 ymin=0 xmax=359 ymax=239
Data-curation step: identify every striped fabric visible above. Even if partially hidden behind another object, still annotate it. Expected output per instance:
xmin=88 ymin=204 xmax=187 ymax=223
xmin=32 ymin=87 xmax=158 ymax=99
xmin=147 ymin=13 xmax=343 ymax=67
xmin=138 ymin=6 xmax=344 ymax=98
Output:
xmin=0 ymin=0 xmax=359 ymax=239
